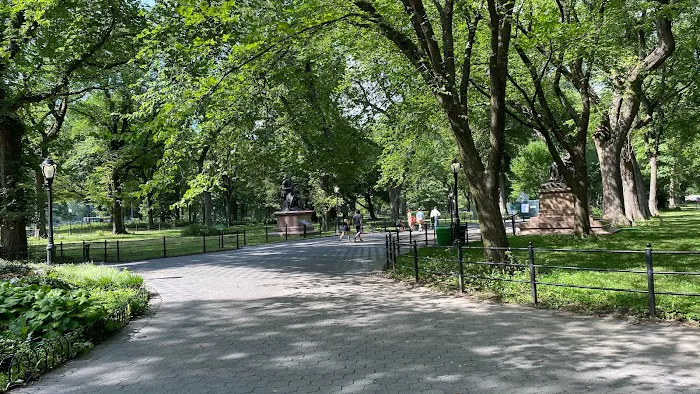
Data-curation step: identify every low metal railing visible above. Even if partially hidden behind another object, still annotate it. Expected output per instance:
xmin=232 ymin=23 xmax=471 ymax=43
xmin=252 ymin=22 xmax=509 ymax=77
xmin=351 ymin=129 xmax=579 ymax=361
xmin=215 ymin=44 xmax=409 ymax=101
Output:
xmin=385 ymin=236 xmax=700 ymax=316
xmin=5 ymin=224 xmax=325 ymax=263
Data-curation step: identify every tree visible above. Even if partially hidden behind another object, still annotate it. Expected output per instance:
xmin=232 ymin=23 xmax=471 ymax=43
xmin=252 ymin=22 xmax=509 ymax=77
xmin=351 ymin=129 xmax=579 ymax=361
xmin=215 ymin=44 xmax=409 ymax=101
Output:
xmin=0 ymin=0 xmax=142 ymax=258
xmin=510 ymin=140 xmax=551 ymax=199
xmin=351 ymin=0 xmax=515 ymax=257
xmin=593 ymin=0 xmax=676 ymax=225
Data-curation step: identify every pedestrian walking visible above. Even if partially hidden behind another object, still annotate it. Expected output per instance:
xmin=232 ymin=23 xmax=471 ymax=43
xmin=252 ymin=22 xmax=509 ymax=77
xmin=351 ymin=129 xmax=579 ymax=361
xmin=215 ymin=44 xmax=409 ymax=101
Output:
xmin=338 ymin=218 xmax=351 ymax=242
xmin=416 ymin=207 xmax=425 ymax=232
xmin=407 ymin=208 xmax=414 ymax=231
xmin=430 ymin=206 xmax=441 ymax=229
xmin=352 ymin=210 xmax=364 ymax=242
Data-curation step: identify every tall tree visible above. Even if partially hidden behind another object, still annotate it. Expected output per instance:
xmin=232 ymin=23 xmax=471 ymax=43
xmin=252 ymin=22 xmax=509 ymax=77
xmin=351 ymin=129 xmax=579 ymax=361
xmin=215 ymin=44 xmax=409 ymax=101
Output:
xmin=352 ymin=0 xmax=515 ymax=256
xmin=593 ymin=0 xmax=676 ymax=225
xmin=0 ymin=0 xmax=141 ymax=257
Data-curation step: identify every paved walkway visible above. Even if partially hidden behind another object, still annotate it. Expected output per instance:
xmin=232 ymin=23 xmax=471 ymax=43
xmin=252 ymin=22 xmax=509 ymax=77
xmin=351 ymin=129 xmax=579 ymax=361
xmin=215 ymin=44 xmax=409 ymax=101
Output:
xmin=17 ymin=233 xmax=700 ymax=393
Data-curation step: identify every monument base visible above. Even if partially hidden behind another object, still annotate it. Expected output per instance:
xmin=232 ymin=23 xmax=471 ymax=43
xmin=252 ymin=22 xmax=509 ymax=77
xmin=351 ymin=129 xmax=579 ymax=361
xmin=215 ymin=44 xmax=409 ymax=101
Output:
xmin=518 ymin=189 xmax=617 ymax=235
xmin=274 ymin=210 xmax=315 ymax=235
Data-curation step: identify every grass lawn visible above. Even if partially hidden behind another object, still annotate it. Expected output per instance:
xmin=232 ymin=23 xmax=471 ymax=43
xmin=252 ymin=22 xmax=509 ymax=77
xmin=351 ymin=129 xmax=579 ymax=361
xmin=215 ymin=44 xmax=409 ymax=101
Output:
xmin=393 ymin=209 xmax=700 ymax=323
xmin=26 ymin=224 xmax=329 ymax=263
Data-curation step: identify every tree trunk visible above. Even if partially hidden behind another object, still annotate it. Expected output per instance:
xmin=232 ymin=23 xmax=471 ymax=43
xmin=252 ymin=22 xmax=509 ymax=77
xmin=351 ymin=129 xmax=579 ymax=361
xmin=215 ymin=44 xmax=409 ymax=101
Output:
xmin=0 ymin=112 xmax=29 ymax=259
xmin=499 ymin=171 xmax=508 ymax=215
xmin=112 ymin=174 xmax=127 ymax=234
xmin=364 ymin=189 xmax=378 ymax=220
xmin=33 ymin=169 xmax=47 ymax=238
xmin=146 ymin=194 xmax=154 ymax=229
xmin=648 ymin=153 xmax=660 ymax=216
xmin=621 ymin=156 xmax=647 ymax=222
xmin=567 ymin=150 xmax=592 ymax=236
xmin=594 ymin=117 xmax=630 ymax=226
xmin=388 ymin=186 xmax=400 ymax=223
xmin=471 ymin=180 xmax=509 ymax=261
xmin=203 ymin=191 xmax=213 ymax=226
xmin=632 ymin=150 xmax=651 ymax=218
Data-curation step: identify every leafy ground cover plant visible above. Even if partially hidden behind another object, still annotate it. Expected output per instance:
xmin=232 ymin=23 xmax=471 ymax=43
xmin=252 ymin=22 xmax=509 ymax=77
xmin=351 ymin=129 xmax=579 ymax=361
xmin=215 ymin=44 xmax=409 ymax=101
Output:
xmin=1 ymin=261 xmax=149 ymax=391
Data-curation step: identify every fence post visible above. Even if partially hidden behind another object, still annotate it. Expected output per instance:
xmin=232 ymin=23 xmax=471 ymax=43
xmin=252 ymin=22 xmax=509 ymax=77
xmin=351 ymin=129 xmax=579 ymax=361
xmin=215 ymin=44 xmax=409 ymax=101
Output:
xmin=512 ymin=216 xmax=516 ymax=236
xmin=285 ymin=226 xmax=288 ymax=241
xmin=424 ymin=227 xmax=428 ymax=246
xmin=528 ymin=242 xmax=538 ymax=305
xmin=203 ymin=234 xmax=206 ymax=253
xmin=645 ymin=243 xmax=656 ymax=317
xmin=465 ymin=223 xmax=469 ymax=245
xmin=236 ymin=231 xmax=240 ymax=249
xmin=458 ymin=239 xmax=464 ymax=293
xmin=243 ymin=229 xmax=247 ymax=246
xmin=303 ymin=224 xmax=307 ymax=239
xmin=391 ymin=234 xmax=397 ymax=277
xmin=163 ymin=236 xmax=167 ymax=258
xmin=82 ymin=240 xmax=86 ymax=262
xmin=409 ymin=228 xmax=412 ymax=244
xmin=104 ymin=240 xmax=107 ymax=262
xmin=60 ymin=242 xmax=63 ymax=258
xmin=116 ymin=240 xmax=120 ymax=263
xmin=413 ymin=241 xmax=419 ymax=283
xmin=385 ymin=235 xmax=389 ymax=268
xmin=396 ymin=229 xmax=400 ymax=254
xmin=265 ymin=225 xmax=269 ymax=243
xmin=220 ymin=231 xmax=224 ymax=249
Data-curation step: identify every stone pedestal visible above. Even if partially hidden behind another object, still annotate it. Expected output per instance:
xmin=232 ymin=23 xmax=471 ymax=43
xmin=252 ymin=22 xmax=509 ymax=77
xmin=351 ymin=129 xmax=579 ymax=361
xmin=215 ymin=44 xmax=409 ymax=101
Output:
xmin=519 ymin=189 xmax=616 ymax=235
xmin=274 ymin=210 xmax=315 ymax=235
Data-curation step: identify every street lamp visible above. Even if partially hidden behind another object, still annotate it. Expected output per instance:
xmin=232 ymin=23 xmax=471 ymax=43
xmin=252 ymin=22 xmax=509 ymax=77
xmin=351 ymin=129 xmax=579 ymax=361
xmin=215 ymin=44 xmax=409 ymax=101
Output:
xmin=68 ymin=208 xmax=73 ymax=236
xmin=334 ymin=186 xmax=340 ymax=234
xmin=450 ymin=160 xmax=461 ymax=242
xmin=41 ymin=158 xmax=57 ymax=264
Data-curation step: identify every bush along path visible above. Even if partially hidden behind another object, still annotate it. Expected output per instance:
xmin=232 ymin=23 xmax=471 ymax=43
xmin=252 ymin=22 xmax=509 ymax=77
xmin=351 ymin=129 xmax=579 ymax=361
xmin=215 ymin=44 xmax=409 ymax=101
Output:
xmin=0 ymin=262 xmax=149 ymax=392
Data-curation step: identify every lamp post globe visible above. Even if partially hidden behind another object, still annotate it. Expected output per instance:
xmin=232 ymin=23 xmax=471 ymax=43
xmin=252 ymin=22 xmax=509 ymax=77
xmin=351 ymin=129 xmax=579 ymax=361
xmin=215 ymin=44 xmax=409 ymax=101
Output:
xmin=333 ymin=186 xmax=340 ymax=234
xmin=450 ymin=160 xmax=461 ymax=242
xmin=41 ymin=158 xmax=57 ymax=264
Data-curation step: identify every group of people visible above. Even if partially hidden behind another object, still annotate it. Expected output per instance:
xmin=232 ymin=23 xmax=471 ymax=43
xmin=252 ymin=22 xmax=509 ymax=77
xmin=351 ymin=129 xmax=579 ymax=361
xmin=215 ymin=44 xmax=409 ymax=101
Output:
xmin=338 ymin=210 xmax=364 ymax=242
xmin=337 ymin=206 xmax=443 ymax=241
xmin=399 ymin=207 xmax=441 ymax=232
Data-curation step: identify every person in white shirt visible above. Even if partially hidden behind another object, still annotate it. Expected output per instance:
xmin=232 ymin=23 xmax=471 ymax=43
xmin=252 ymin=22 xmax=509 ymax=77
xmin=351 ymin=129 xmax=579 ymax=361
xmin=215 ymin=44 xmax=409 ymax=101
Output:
xmin=430 ymin=206 xmax=441 ymax=229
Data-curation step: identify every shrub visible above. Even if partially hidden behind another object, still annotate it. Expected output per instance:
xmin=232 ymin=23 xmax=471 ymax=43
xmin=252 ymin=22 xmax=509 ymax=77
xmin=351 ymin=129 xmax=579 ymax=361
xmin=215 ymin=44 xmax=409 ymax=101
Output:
xmin=44 ymin=264 xmax=143 ymax=289
xmin=0 ymin=281 xmax=108 ymax=340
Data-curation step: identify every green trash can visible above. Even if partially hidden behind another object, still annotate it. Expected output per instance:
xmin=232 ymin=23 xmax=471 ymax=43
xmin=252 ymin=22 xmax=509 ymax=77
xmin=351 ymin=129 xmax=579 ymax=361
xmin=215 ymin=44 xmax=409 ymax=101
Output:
xmin=435 ymin=227 xmax=453 ymax=246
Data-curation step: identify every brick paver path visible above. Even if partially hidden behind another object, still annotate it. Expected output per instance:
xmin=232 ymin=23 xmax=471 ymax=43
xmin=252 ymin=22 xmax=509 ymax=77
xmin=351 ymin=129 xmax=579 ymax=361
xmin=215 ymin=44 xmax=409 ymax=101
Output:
xmin=17 ymin=233 xmax=700 ymax=393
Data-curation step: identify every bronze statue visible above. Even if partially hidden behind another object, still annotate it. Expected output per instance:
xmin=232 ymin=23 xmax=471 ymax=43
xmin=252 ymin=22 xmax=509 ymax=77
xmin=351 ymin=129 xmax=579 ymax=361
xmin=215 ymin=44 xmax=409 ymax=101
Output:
xmin=280 ymin=178 xmax=302 ymax=211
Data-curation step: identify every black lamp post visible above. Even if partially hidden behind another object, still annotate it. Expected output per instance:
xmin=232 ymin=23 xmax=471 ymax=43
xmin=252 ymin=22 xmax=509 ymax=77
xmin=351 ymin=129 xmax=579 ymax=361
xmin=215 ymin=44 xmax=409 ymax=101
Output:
xmin=68 ymin=208 xmax=73 ymax=236
xmin=334 ymin=186 xmax=340 ymax=234
xmin=450 ymin=160 xmax=461 ymax=241
xmin=41 ymin=158 xmax=57 ymax=264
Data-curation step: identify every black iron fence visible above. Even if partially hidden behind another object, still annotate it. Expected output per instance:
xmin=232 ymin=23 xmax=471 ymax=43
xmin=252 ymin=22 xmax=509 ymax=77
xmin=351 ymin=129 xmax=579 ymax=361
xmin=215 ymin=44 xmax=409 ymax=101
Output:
xmin=1 ymin=287 xmax=149 ymax=391
xmin=385 ymin=235 xmax=700 ymax=317
xmin=8 ymin=224 xmax=325 ymax=264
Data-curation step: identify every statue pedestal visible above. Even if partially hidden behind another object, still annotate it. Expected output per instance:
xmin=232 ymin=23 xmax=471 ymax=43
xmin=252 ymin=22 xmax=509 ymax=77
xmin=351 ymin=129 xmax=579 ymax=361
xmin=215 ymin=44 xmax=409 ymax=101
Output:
xmin=519 ymin=188 xmax=616 ymax=235
xmin=274 ymin=210 xmax=315 ymax=235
